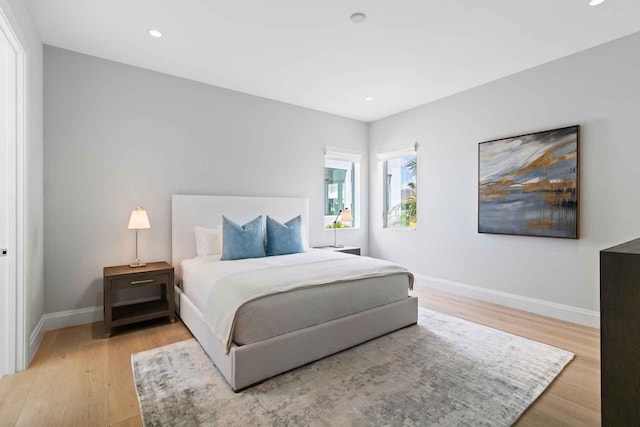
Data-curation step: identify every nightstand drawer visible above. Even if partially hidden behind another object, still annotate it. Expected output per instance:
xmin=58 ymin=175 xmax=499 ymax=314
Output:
xmin=112 ymin=273 xmax=170 ymax=290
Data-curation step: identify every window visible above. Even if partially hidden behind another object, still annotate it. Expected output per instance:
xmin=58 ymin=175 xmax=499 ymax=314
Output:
xmin=379 ymin=146 xmax=417 ymax=228
xmin=324 ymin=149 xmax=361 ymax=229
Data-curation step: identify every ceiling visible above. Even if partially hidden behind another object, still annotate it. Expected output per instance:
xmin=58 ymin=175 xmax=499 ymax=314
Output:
xmin=27 ymin=0 xmax=640 ymax=122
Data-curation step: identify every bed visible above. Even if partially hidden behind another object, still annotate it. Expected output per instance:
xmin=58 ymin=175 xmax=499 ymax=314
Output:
xmin=172 ymin=194 xmax=418 ymax=391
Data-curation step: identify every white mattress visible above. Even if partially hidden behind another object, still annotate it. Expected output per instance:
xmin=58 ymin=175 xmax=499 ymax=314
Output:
xmin=181 ymin=250 xmax=410 ymax=345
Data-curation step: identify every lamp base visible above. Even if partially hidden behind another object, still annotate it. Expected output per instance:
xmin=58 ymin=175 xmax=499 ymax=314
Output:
xmin=129 ymin=259 xmax=146 ymax=268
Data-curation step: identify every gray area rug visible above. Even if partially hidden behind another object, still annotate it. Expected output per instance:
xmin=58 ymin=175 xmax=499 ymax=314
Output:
xmin=132 ymin=308 xmax=573 ymax=426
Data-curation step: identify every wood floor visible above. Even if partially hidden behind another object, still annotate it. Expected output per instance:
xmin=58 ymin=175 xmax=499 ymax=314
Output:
xmin=412 ymin=287 xmax=601 ymax=427
xmin=0 ymin=286 xmax=600 ymax=426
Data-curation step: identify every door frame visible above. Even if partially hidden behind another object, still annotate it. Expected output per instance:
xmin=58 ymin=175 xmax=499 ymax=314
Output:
xmin=0 ymin=5 xmax=26 ymax=374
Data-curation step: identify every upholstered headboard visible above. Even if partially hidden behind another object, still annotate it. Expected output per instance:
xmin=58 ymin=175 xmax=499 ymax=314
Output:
xmin=171 ymin=194 xmax=309 ymax=281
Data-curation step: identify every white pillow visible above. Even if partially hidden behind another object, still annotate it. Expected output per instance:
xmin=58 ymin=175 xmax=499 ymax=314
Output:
xmin=194 ymin=225 xmax=222 ymax=257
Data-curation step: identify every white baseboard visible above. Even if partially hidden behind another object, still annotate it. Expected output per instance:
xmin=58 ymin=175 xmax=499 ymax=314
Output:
xmin=26 ymin=279 xmax=600 ymax=365
xmin=28 ymin=305 xmax=102 ymax=364
xmin=415 ymin=274 xmax=600 ymax=329
xmin=27 ymin=316 xmax=46 ymax=365
xmin=27 ymin=297 xmax=161 ymax=363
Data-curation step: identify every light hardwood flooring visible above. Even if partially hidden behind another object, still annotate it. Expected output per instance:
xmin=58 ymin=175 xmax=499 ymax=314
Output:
xmin=0 ymin=286 xmax=600 ymax=426
xmin=412 ymin=287 xmax=601 ymax=427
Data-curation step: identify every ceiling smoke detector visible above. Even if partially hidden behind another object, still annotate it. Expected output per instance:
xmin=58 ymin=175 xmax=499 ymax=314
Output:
xmin=350 ymin=13 xmax=367 ymax=23
xmin=148 ymin=29 xmax=162 ymax=38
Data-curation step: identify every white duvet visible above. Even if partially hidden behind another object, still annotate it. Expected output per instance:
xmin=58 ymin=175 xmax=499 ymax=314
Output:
xmin=182 ymin=249 xmax=413 ymax=353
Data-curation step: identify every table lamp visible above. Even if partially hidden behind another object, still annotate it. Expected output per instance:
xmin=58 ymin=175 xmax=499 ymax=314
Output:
xmin=128 ymin=207 xmax=150 ymax=267
xmin=332 ymin=208 xmax=352 ymax=248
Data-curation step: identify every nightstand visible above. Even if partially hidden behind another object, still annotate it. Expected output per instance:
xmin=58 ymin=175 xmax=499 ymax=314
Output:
xmin=313 ymin=246 xmax=361 ymax=256
xmin=103 ymin=261 xmax=175 ymax=337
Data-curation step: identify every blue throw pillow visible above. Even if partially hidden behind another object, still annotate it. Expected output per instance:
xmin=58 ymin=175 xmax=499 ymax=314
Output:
xmin=221 ymin=216 xmax=266 ymax=261
xmin=265 ymin=215 xmax=305 ymax=256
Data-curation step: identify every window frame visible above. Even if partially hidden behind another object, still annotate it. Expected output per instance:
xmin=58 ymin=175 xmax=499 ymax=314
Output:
xmin=324 ymin=160 xmax=354 ymax=218
xmin=323 ymin=148 xmax=362 ymax=230
xmin=377 ymin=144 xmax=418 ymax=230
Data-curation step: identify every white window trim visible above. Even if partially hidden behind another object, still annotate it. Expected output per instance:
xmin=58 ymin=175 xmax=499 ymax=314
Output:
xmin=378 ymin=143 xmax=418 ymax=230
xmin=323 ymin=147 xmax=362 ymax=230
xmin=324 ymin=147 xmax=362 ymax=163
xmin=376 ymin=142 xmax=418 ymax=161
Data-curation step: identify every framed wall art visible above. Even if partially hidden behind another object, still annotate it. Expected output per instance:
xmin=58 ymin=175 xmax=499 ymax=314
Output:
xmin=478 ymin=125 xmax=579 ymax=239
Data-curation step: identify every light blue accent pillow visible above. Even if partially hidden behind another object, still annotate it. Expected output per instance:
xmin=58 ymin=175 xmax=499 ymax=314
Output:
xmin=266 ymin=215 xmax=305 ymax=256
xmin=221 ymin=216 xmax=266 ymax=261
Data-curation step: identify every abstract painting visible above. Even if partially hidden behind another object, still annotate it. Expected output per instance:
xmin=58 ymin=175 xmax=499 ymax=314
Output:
xmin=478 ymin=125 xmax=579 ymax=238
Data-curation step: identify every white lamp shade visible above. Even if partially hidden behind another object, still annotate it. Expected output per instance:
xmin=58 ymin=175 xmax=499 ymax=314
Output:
xmin=340 ymin=208 xmax=352 ymax=222
xmin=128 ymin=208 xmax=151 ymax=229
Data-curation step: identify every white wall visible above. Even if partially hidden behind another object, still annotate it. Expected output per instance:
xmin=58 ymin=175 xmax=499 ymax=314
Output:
xmin=0 ymin=0 xmax=44 ymax=365
xmin=44 ymin=46 xmax=368 ymax=314
xmin=369 ymin=32 xmax=640 ymax=326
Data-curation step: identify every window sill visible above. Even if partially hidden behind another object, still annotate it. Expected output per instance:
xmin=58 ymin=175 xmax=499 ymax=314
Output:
xmin=325 ymin=227 xmax=361 ymax=231
xmin=381 ymin=227 xmax=417 ymax=232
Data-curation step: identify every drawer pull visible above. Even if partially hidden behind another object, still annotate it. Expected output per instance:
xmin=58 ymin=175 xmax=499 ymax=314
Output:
xmin=130 ymin=279 xmax=154 ymax=285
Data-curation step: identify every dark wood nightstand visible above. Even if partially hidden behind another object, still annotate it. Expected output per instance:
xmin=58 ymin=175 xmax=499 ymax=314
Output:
xmin=313 ymin=246 xmax=361 ymax=256
xmin=103 ymin=261 xmax=175 ymax=337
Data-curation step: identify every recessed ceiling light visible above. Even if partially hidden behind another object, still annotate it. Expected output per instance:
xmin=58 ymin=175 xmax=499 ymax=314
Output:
xmin=350 ymin=13 xmax=367 ymax=24
xmin=365 ymin=97 xmax=374 ymax=101
xmin=589 ymin=0 xmax=605 ymax=5
xmin=148 ymin=29 xmax=162 ymax=38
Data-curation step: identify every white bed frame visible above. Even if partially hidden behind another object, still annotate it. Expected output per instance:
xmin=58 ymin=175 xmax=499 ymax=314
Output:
xmin=172 ymin=194 xmax=418 ymax=391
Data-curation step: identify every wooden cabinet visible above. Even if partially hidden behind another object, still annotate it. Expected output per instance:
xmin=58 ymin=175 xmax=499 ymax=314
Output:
xmin=600 ymin=238 xmax=640 ymax=426
xmin=103 ymin=262 xmax=175 ymax=337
